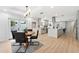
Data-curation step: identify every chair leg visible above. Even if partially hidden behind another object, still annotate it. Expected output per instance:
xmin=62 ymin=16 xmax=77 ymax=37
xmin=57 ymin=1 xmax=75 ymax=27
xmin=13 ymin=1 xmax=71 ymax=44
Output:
xmin=16 ymin=46 xmax=28 ymax=53
xmin=33 ymin=42 xmax=39 ymax=46
xmin=12 ymin=45 xmax=20 ymax=46
xmin=30 ymin=39 xmax=32 ymax=45
xmin=24 ymin=48 xmax=27 ymax=53
xmin=16 ymin=46 xmax=22 ymax=53
xmin=16 ymin=43 xmax=22 ymax=53
xmin=30 ymin=40 xmax=39 ymax=46
xmin=15 ymin=43 xmax=27 ymax=53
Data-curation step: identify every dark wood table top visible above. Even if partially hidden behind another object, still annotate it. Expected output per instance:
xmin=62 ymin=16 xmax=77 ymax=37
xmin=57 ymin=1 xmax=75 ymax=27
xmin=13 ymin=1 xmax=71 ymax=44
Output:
xmin=25 ymin=31 xmax=35 ymax=36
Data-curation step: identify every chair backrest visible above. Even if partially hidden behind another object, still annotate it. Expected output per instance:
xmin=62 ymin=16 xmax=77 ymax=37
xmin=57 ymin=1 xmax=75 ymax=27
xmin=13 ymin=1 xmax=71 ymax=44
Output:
xmin=27 ymin=29 xmax=32 ymax=31
xmin=11 ymin=31 xmax=17 ymax=39
xmin=36 ymin=30 xmax=39 ymax=38
xmin=14 ymin=32 xmax=26 ymax=43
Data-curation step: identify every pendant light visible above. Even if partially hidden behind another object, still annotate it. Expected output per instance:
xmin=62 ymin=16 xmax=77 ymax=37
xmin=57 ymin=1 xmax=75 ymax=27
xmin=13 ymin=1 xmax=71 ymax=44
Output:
xmin=24 ymin=6 xmax=31 ymax=17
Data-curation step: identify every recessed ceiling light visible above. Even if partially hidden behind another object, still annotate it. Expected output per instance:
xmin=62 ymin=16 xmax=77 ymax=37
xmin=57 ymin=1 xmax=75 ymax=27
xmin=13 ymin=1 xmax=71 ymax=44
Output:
xmin=50 ymin=6 xmax=54 ymax=8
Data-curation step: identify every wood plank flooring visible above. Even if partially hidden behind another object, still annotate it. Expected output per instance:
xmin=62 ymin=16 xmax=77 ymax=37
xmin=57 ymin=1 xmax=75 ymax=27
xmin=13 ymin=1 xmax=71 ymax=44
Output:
xmin=33 ymin=33 xmax=79 ymax=53
xmin=0 ymin=40 xmax=12 ymax=53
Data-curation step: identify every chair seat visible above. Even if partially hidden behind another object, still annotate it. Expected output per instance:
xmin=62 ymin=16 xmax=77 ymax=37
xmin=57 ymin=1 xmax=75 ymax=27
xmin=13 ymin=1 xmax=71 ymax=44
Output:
xmin=29 ymin=30 xmax=39 ymax=46
xmin=30 ymin=36 xmax=37 ymax=39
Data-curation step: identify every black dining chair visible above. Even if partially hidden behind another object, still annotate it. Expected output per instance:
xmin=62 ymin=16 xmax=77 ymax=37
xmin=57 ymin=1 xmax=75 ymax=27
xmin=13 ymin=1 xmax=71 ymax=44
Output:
xmin=11 ymin=31 xmax=17 ymax=39
xmin=13 ymin=32 xmax=28 ymax=53
xmin=30 ymin=30 xmax=39 ymax=46
xmin=27 ymin=29 xmax=32 ymax=31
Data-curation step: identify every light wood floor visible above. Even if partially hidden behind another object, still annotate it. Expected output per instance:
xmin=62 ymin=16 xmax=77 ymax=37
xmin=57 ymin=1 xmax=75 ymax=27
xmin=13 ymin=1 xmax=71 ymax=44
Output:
xmin=33 ymin=33 xmax=79 ymax=53
xmin=0 ymin=40 xmax=12 ymax=53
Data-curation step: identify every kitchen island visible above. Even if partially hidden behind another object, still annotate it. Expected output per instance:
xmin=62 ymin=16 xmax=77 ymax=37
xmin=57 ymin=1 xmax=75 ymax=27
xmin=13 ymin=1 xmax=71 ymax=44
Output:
xmin=48 ymin=28 xmax=64 ymax=38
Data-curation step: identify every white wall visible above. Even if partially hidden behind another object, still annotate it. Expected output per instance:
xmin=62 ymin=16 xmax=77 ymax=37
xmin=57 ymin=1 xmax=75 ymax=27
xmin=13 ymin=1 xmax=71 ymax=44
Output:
xmin=76 ymin=11 xmax=79 ymax=40
xmin=0 ymin=13 xmax=12 ymax=41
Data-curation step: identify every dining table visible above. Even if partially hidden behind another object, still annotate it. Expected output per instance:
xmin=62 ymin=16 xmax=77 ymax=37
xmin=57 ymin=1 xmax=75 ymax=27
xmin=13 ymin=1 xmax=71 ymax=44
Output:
xmin=25 ymin=31 xmax=34 ymax=36
xmin=24 ymin=31 xmax=35 ymax=48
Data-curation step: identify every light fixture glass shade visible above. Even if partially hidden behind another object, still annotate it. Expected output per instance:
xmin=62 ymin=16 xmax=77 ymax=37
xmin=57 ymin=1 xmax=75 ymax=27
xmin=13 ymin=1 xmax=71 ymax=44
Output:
xmin=24 ymin=7 xmax=31 ymax=17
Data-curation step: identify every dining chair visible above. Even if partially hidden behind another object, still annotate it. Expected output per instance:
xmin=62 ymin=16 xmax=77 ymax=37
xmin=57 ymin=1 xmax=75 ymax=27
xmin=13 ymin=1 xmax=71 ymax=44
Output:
xmin=13 ymin=32 xmax=28 ymax=53
xmin=11 ymin=31 xmax=17 ymax=39
xmin=30 ymin=30 xmax=39 ymax=46
xmin=27 ymin=29 xmax=32 ymax=31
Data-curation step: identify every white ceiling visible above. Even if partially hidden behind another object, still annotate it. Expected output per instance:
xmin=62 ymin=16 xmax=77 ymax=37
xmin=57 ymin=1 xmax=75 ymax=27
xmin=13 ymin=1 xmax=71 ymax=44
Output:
xmin=30 ymin=6 xmax=79 ymax=19
xmin=0 ymin=6 xmax=79 ymax=21
xmin=0 ymin=6 xmax=26 ymax=18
